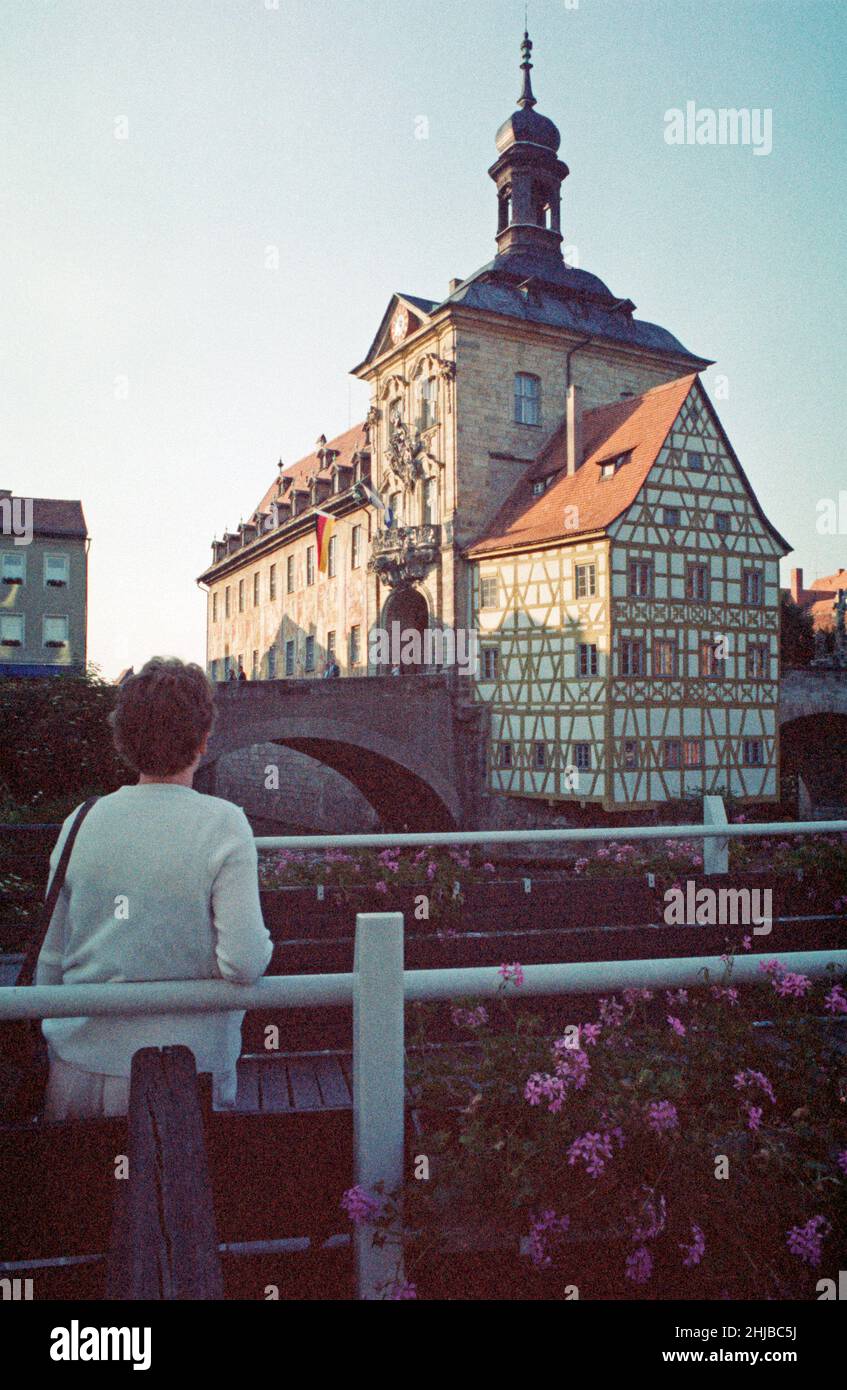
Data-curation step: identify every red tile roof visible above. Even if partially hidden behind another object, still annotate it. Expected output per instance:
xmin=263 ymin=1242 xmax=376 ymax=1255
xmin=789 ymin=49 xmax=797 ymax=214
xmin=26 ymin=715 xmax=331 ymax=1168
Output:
xmin=467 ymin=375 xmax=697 ymax=558
xmin=252 ymin=422 xmax=368 ymax=519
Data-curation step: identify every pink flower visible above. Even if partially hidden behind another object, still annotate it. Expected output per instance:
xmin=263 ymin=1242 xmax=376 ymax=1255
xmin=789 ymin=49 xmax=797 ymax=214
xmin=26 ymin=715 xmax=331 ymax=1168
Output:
xmin=786 ymin=1215 xmax=830 ymax=1267
xmin=524 ymin=1072 xmax=566 ymax=1112
xmin=483 ymin=862 xmax=496 ymax=873
xmin=388 ymin=1280 xmax=418 ymax=1300
xmin=374 ymin=880 xmax=388 ymax=894
xmin=340 ymin=1184 xmax=381 ymax=1226
xmin=647 ymin=1100 xmax=679 ymax=1134
xmin=745 ymin=1103 xmax=763 ymax=1132
xmin=623 ymin=988 xmax=654 ymax=1005
xmin=680 ymin=1223 xmax=706 ymax=1267
xmin=526 ymin=1209 xmax=570 ymax=1269
xmin=667 ymin=1015 xmax=686 ymax=1038
xmin=567 ymin=1131 xmax=617 ymax=1177
xmin=426 ymin=862 xmax=438 ymax=881
xmin=824 ymin=984 xmax=847 ymax=1015
xmin=733 ymin=1068 xmax=776 ymax=1105
xmin=758 ymin=958 xmax=782 ymax=977
xmin=773 ymin=970 xmax=812 ymax=998
xmin=552 ymin=1044 xmax=591 ymax=1091
xmin=836 ymin=1150 xmax=847 ymax=1176
xmin=598 ymin=997 xmax=624 ymax=1028
xmin=499 ymin=962 xmax=524 ymax=987
xmin=711 ymin=986 xmax=739 ymax=1006
xmin=579 ymin=1022 xmax=602 ymax=1047
xmin=625 ymin=1245 xmax=653 ymax=1284
xmin=742 ymin=935 xmax=753 ymax=951
xmin=665 ymin=988 xmax=688 ymax=1008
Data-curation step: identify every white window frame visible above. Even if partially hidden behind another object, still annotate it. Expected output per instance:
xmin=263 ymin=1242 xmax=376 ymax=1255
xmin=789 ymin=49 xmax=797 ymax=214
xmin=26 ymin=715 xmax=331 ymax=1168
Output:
xmin=514 ymin=373 xmax=541 ymax=426
xmin=44 ymin=553 xmax=69 ymax=587
xmin=2 ymin=551 xmax=26 ymax=584
xmin=0 ymin=612 xmax=24 ymax=645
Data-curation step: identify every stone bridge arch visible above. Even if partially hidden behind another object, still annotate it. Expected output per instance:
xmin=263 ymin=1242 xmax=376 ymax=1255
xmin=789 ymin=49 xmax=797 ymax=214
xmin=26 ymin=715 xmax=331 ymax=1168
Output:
xmin=196 ymin=674 xmax=487 ymax=831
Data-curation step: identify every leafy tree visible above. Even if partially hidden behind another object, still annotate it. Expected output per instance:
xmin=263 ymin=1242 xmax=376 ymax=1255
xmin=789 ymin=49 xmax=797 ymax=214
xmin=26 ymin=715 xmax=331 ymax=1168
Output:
xmin=780 ymin=592 xmax=815 ymax=668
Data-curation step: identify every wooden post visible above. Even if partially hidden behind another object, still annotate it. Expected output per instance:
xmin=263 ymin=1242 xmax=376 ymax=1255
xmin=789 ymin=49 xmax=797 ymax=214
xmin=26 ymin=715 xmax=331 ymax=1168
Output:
xmin=352 ymin=912 xmax=405 ymax=1300
xmin=107 ymin=1046 xmax=223 ymax=1299
xmin=703 ymin=795 xmax=729 ymax=875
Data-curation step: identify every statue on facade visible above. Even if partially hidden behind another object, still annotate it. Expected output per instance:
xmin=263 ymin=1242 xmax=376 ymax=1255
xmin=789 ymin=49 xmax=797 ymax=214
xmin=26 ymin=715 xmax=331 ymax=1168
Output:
xmin=386 ymin=419 xmax=425 ymax=488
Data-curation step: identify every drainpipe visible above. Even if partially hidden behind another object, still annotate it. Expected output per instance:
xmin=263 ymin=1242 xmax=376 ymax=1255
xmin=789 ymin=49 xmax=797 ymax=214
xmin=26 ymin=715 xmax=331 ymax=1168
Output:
xmin=565 ymin=336 xmax=592 ymax=476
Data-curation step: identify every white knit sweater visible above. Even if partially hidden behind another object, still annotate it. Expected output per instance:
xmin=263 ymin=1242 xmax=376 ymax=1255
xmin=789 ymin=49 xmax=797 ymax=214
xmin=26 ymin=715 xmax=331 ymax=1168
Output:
xmin=36 ymin=784 xmax=273 ymax=1079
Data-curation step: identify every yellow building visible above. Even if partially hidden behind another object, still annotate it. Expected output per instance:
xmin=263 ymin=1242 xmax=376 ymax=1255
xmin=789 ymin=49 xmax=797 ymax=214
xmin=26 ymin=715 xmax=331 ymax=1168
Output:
xmin=199 ymin=32 xmax=788 ymax=808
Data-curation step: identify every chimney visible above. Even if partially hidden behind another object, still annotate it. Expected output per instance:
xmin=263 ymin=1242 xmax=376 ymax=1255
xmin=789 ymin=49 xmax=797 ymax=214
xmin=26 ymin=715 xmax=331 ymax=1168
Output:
xmin=790 ymin=567 xmax=804 ymax=604
xmin=566 ymin=384 xmax=583 ymax=477
xmin=449 ymin=277 xmax=463 ymax=294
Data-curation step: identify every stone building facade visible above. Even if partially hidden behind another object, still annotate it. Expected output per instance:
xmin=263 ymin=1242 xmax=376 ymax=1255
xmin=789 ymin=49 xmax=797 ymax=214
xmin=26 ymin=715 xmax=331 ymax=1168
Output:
xmin=199 ymin=32 xmax=789 ymax=817
xmin=0 ymin=492 xmax=88 ymax=677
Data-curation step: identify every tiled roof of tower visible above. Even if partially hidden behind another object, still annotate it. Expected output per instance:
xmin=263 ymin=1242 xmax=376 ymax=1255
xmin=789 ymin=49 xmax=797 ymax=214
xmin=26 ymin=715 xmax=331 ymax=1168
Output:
xmin=467 ymin=375 xmax=698 ymax=558
xmin=0 ymin=494 xmax=87 ymax=538
xmin=252 ymin=421 xmax=368 ymax=519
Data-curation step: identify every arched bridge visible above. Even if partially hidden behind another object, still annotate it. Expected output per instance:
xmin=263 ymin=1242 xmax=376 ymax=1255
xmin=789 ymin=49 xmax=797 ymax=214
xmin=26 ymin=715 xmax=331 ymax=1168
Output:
xmin=196 ymin=671 xmax=488 ymax=831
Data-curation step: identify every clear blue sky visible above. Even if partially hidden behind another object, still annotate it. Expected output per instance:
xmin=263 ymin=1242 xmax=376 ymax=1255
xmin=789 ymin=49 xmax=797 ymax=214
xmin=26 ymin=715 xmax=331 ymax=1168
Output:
xmin=2 ymin=0 xmax=845 ymax=678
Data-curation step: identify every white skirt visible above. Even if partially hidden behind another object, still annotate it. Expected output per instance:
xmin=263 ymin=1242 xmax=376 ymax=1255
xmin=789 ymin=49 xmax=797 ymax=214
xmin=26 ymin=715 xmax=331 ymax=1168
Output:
xmin=43 ymin=1049 xmax=238 ymax=1121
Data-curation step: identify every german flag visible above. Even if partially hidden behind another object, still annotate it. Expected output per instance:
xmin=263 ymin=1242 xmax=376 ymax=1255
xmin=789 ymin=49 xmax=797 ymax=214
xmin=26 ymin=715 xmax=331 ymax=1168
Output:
xmin=316 ymin=511 xmax=335 ymax=573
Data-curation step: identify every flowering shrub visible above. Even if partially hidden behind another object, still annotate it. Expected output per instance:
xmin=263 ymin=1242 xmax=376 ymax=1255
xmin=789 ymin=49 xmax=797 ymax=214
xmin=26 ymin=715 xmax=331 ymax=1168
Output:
xmin=345 ymin=958 xmax=847 ymax=1299
xmin=258 ymin=845 xmax=497 ymax=928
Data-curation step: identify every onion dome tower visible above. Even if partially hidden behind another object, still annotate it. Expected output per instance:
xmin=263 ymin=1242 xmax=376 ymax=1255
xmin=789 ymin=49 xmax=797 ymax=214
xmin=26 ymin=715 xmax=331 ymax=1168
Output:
xmin=489 ymin=31 xmax=570 ymax=277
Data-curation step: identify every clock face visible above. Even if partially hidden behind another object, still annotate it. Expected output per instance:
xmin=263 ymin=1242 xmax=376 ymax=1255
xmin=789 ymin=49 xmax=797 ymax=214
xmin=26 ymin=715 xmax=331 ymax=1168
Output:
xmin=390 ymin=305 xmax=409 ymax=346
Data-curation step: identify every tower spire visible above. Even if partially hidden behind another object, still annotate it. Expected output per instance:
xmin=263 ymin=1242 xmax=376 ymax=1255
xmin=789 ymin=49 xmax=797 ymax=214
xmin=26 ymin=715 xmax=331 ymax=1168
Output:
xmin=518 ymin=29 xmax=537 ymax=109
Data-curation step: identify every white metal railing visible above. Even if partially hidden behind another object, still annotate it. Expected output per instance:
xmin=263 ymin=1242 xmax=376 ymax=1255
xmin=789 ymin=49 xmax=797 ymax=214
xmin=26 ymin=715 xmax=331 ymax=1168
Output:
xmin=2 ymin=796 xmax=847 ymax=1298
xmin=1 ymin=924 xmax=846 ymax=1297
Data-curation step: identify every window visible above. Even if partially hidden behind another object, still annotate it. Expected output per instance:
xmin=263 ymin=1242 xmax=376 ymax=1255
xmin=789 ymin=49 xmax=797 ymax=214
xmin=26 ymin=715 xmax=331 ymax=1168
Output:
xmin=212 ymin=592 xmax=218 ymax=623
xmin=423 ymin=477 xmax=437 ymax=526
xmin=1 ymin=613 xmax=23 ymax=645
xmin=743 ymin=738 xmax=764 ymax=767
xmin=349 ymin=625 xmax=361 ymax=667
xmin=238 ymin=579 xmax=245 ymax=613
xmin=44 ymin=615 xmax=69 ymax=647
xmin=306 ymin=547 xmax=316 ymax=586
xmin=420 ymin=376 xmax=437 ymax=429
xmin=623 ymin=739 xmax=638 ymax=770
xmin=225 ymin=586 xmax=231 ymax=618
xmin=683 ymin=739 xmax=702 ymax=768
xmin=578 ymin=643 xmax=598 ymax=676
xmin=531 ymin=475 xmax=554 ymax=497
xmin=45 ymin=554 xmax=69 ymax=587
xmin=253 ymin=572 xmax=260 ymax=607
xmin=533 ymin=742 xmax=547 ymax=770
xmin=480 ymin=575 xmax=499 ymax=610
xmin=743 ymin=569 xmax=763 ymax=605
xmin=269 ymin=564 xmax=277 ymax=601
xmin=268 ymin=646 xmax=277 ymax=678
xmin=482 ymin=646 xmax=499 ymax=680
xmin=747 ymin=642 xmax=769 ymax=678
xmin=700 ymin=640 xmax=725 ymax=677
xmin=285 ymin=640 xmax=295 ymax=676
xmin=328 ymin=535 xmax=337 ymax=578
xmin=305 ymin=635 xmax=315 ymax=672
xmin=287 ymin=555 xmax=295 ymax=593
xmin=251 ymin=649 xmax=259 ymax=679
xmin=389 ymin=491 xmax=402 ymax=527
xmin=573 ymin=742 xmax=591 ymax=772
xmin=628 ymin=560 xmax=653 ymax=598
xmin=599 ymin=461 xmax=616 ymax=480
xmin=620 ymin=638 xmax=645 ymax=676
xmin=2 ymin=552 xmax=25 ymax=584
xmin=351 ymin=525 xmax=362 ymax=569
xmin=653 ymin=639 xmax=677 ymax=677
xmin=327 ymin=631 xmax=336 ymax=662
xmin=575 ymin=564 xmax=596 ymax=598
xmin=687 ymin=451 xmax=704 ymax=471
xmin=514 ymin=372 xmax=541 ymax=426
xmin=664 ymin=739 xmax=682 ymax=770
xmin=715 ymin=512 xmax=731 ymax=535
xmin=686 ymin=562 xmax=709 ymax=600
xmin=499 ymin=742 xmax=513 ymax=769
xmin=663 ymin=506 xmax=681 ymax=528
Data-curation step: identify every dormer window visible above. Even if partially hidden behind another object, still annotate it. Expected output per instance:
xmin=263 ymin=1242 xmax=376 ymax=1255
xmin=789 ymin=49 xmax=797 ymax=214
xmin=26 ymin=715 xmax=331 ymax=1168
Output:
xmin=598 ymin=452 xmax=629 ymax=480
xmin=531 ymin=473 xmax=555 ymax=497
xmin=514 ymin=372 xmax=541 ymax=425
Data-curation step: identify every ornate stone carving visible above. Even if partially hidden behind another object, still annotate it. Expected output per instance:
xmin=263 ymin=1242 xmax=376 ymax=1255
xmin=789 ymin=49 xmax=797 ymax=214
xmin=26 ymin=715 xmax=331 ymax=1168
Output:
xmin=369 ymin=524 xmax=441 ymax=589
xmin=386 ymin=420 xmax=426 ymax=487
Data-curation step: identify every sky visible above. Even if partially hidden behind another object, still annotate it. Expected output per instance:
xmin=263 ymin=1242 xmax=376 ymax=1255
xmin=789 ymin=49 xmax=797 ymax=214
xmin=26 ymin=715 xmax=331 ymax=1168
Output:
xmin=2 ymin=0 xmax=845 ymax=679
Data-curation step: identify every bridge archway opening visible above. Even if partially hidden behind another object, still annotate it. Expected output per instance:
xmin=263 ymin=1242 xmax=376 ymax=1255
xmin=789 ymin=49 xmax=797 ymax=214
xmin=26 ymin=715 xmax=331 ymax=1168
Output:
xmin=781 ymin=713 xmax=847 ymax=815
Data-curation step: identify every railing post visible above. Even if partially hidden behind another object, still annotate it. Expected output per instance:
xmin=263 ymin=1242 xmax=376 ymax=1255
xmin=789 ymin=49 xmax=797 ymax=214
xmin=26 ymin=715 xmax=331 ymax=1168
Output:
xmin=703 ymin=795 xmax=729 ymax=875
xmin=353 ymin=912 xmax=405 ymax=1300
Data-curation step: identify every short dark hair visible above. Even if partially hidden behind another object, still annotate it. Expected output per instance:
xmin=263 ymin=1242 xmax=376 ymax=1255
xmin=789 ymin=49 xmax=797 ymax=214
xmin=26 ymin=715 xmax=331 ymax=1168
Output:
xmin=109 ymin=657 xmax=215 ymax=776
